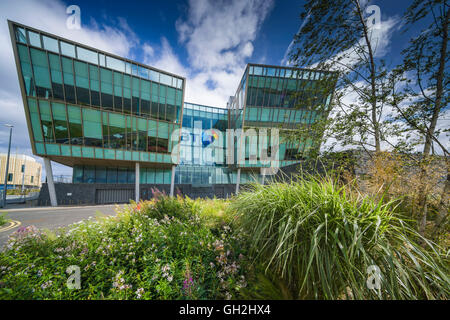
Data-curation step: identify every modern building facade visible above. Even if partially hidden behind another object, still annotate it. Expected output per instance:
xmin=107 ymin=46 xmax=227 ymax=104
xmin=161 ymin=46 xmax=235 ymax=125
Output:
xmin=0 ymin=153 xmax=42 ymax=189
xmin=8 ymin=20 xmax=336 ymax=205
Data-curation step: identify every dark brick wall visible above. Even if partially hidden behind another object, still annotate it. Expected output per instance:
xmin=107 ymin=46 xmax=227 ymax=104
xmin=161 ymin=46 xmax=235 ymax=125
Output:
xmin=38 ymin=183 xmax=238 ymax=206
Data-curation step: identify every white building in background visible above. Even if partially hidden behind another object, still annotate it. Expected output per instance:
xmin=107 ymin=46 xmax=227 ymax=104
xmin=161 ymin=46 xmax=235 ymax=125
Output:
xmin=0 ymin=153 xmax=42 ymax=190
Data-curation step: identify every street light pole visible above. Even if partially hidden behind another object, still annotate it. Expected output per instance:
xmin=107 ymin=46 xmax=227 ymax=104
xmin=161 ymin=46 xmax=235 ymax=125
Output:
xmin=21 ymin=163 xmax=26 ymax=201
xmin=2 ymin=124 xmax=13 ymax=208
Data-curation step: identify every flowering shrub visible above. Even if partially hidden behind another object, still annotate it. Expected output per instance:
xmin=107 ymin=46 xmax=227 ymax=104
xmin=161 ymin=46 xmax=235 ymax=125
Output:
xmin=0 ymin=197 xmax=247 ymax=300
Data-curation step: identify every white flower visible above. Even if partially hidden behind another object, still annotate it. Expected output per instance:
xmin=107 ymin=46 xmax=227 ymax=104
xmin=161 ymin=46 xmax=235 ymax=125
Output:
xmin=136 ymin=288 xmax=144 ymax=299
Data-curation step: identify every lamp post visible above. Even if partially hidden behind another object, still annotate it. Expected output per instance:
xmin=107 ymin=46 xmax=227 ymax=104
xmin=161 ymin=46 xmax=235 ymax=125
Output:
xmin=1 ymin=124 xmax=13 ymax=208
xmin=21 ymin=163 xmax=25 ymax=201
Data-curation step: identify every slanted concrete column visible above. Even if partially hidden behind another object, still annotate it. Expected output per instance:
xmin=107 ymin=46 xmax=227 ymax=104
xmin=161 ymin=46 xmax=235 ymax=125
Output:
xmin=170 ymin=165 xmax=176 ymax=197
xmin=43 ymin=158 xmax=57 ymax=207
xmin=135 ymin=162 xmax=140 ymax=203
xmin=235 ymin=168 xmax=241 ymax=195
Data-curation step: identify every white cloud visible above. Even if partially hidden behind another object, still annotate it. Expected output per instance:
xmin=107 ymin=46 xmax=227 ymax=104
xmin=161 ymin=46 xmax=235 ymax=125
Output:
xmin=143 ymin=37 xmax=188 ymax=77
xmin=169 ymin=0 xmax=274 ymax=106
xmin=281 ymin=12 xmax=310 ymax=66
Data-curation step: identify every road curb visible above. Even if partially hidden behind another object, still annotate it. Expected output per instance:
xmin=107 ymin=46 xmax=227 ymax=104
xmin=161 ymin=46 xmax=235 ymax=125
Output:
xmin=0 ymin=204 xmax=122 ymax=213
xmin=0 ymin=220 xmax=21 ymax=232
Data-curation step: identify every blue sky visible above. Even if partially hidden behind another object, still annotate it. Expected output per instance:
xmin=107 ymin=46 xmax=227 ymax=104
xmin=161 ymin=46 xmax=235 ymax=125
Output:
xmin=0 ymin=0 xmax=446 ymax=178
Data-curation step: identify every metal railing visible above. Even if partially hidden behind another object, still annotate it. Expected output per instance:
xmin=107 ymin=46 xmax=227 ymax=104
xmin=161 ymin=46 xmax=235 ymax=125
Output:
xmin=53 ymin=175 xmax=72 ymax=183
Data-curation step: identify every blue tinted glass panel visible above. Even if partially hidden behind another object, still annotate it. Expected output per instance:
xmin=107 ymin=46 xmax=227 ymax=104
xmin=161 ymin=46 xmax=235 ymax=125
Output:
xmin=28 ymin=31 xmax=41 ymax=47
xmin=60 ymin=41 xmax=75 ymax=58
xmin=42 ymin=36 xmax=58 ymax=53
xmin=106 ymin=56 xmax=125 ymax=72
xmin=77 ymin=46 xmax=98 ymax=64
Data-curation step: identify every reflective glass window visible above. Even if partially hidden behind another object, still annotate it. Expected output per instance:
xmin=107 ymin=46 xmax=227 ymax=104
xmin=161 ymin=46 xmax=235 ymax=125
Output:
xmin=68 ymin=105 xmax=83 ymax=145
xmin=107 ymin=167 xmax=118 ymax=183
xmin=158 ymin=85 xmax=166 ymax=120
xmin=106 ymin=56 xmax=125 ymax=72
xmin=27 ymin=98 xmax=43 ymax=141
xmin=42 ymin=36 xmax=58 ymax=53
xmin=73 ymin=166 xmax=83 ymax=183
xmin=95 ymin=167 xmax=107 ymax=183
xmin=89 ymin=65 xmax=100 ymax=106
xmin=62 ymin=57 xmax=76 ymax=103
xmin=117 ymin=168 xmax=127 ymax=183
xmin=160 ymin=73 xmax=171 ymax=86
xmin=109 ymin=113 xmax=126 ymax=149
xmin=74 ymin=61 xmax=90 ymax=105
xmin=17 ymin=44 xmax=35 ymax=96
xmin=39 ymin=100 xmax=54 ymax=142
xmin=52 ymin=102 xmax=69 ymax=144
xmin=141 ymin=79 xmax=151 ymax=116
xmin=151 ymin=82 xmax=159 ymax=119
xmin=48 ymin=54 xmax=64 ymax=100
xmin=138 ymin=66 xmax=149 ymax=79
xmin=82 ymin=147 xmax=94 ymax=158
xmin=83 ymin=166 xmax=95 ymax=182
xmin=30 ymin=48 xmax=51 ymax=98
xmin=102 ymin=112 xmax=110 ymax=148
xmin=15 ymin=27 xmax=27 ymax=43
xmin=113 ymin=71 xmax=123 ymax=112
xmin=45 ymin=143 xmax=60 ymax=156
xmin=99 ymin=53 xmax=106 ymax=67
xmin=131 ymin=77 xmax=141 ymax=115
xmin=123 ymin=75 xmax=132 ymax=114
xmin=150 ymin=70 xmax=159 ymax=82
xmin=60 ymin=41 xmax=76 ymax=58
xmin=82 ymin=109 xmax=102 ymax=147
xmin=77 ymin=47 xmax=98 ymax=64
xmin=28 ymin=31 xmax=41 ymax=47
xmin=100 ymin=68 xmax=113 ymax=110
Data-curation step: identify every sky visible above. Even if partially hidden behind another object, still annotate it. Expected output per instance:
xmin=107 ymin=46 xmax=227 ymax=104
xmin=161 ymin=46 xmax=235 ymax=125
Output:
xmin=0 ymin=0 xmax=446 ymax=179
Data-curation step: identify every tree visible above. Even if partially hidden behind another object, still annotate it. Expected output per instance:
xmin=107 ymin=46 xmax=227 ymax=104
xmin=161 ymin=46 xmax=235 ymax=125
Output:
xmin=392 ymin=0 xmax=449 ymax=238
xmin=288 ymin=0 xmax=396 ymax=155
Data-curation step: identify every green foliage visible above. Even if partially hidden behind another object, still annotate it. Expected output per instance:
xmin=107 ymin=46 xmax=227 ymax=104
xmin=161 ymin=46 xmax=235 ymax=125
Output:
xmin=142 ymin=196 xmax=191 ymax=222
xmin=0 ymin=213 xmax=10 ymax=227
xmin=0 ymin=197 xmax=248 ymax=300
xmin=1 ymin=178 xmax=448 ymax=300
xmin=231 ymin=176 xmax=450 ymax=299
xmin=6 ymin=189 xmax=39 ymax=196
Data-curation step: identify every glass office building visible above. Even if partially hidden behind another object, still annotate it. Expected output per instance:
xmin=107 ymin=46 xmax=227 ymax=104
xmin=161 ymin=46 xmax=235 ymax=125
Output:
xmin=9 ymin=21 xmax=184 ymax=172
xmin=228 ymin=64 xmax=335 ymax=170
xmin=9 ymin=21 xmax=336 ymax=204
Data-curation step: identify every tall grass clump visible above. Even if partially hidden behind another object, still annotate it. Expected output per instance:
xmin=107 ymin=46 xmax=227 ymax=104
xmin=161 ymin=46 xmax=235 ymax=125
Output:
xmin=231 ymin=176 xmax=449 ymax=300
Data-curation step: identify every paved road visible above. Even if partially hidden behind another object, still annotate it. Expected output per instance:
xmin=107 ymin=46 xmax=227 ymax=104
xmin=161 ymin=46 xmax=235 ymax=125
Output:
xmin=0 ymin=204 xmax=125 ymax=249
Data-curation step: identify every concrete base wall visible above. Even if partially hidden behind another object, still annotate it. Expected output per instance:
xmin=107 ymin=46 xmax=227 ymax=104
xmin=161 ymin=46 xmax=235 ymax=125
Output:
xmin=38 ymin=183 xmax=238 ymax=206
xmin=37 ymin=157 xmax=358 ymax=206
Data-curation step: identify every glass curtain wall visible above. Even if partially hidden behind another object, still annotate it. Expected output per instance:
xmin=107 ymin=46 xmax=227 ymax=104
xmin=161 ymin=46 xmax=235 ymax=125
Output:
xmin=12 ymin=22 xmax=185 ymax=165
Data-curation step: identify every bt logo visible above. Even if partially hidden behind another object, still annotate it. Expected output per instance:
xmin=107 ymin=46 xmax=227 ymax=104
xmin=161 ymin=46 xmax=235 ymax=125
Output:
xmin=201 ymin=130 xmax=219 ymax=147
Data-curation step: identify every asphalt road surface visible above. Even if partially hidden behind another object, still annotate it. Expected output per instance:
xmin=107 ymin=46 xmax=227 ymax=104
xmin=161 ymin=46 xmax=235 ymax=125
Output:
xmin=0 ymin=204 xmax=125 ymax=249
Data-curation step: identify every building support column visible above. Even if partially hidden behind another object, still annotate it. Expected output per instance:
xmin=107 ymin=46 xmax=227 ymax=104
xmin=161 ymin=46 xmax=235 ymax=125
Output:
xmin=170 ymin=165 xmax=176 ymax=197
xmin=135 ymin=162 xmax=140 ymax=203
xmin=235 ymin=168 xmax=241 ymax=195
xmin=43 ymin=158 xmax=57 ymax=207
